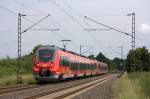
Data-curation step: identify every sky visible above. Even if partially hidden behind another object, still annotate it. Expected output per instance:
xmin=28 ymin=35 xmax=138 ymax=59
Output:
xmin=0 ymin=0 xmax=150 ymax=59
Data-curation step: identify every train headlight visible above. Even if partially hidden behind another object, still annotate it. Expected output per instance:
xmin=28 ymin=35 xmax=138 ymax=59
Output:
xmin=50 ymin=63 xmax=53 ymax=67
xmin=37 ymin=63 xmax=40 ymax=67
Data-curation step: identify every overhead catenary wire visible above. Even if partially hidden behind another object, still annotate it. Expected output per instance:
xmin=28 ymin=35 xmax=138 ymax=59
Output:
xmin=46 ymin=1 xmax=82 ymax=45
xmin=60 ymin=1 xmax=108 ymax=50
xmin=13 ymin=0 xmax=72 ymax=41
xmin=61 ymin=0 xmax=93 ymax=29
xmin=84 ymin=16 xmax=132 ymax=37
xmin=61 ymin=0 xmax=111 ymax=31
xmin=22 ymin=16 xmax=68 ymax=42
xmin=48 ymin=15 xmax=71 ymax=40
xmin=81 ymin=46 xmax=94 ymax=55
xmin=22 ymin=16 xmax=52 ymax=29
xmin=17 ymin=4 xmax=69 ymax=41
xmin=50 ymin=0 xmax=85 ymax=29
xmin=22 ymin=14 xmax=69 ymax=43
xmin=0 ymin=1 xmax=132 ymax=59
xmin=0 ymin=6 xmax=17 ymax=15
xmin=49 ymin=0 xmax=105 ymax=53
xmin=0 ymin=3 xmax=68 ymax=58
xmin=60 ymin=1 xmax=103 ymax=48
xmin=21 ymin=14 xmax=50 ymax=33
xmin=62 ymin=0 xmax=81 ymax=16
xmin=13 ymin=0 xmax=48 ymax=15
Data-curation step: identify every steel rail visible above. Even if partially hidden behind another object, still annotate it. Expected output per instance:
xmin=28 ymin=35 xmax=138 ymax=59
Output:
xmin=25 ymin=74 xmax=119 ymax=99
xmin=0 ymin=84 xmax=52 ymax=96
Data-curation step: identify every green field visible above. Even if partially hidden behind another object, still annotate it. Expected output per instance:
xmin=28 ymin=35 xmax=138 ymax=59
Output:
xmin=0 ymin=74 xmax=35 ymax=87
xmin=0 ymin=55 xmax=35 ymax=86
xmin=112 ymin=72 xmax=150 ymax=99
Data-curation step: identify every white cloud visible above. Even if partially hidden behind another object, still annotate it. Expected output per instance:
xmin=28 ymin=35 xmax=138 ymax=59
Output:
xmin=138 ymin=23 xmax=150 ymax=34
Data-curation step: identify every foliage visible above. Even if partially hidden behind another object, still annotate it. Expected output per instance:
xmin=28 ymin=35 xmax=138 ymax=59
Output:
xmin=0 ymin=54 xmax=33 ymax=76
xmin=31 ymin=44 xmax=42 ymax=54
xmin=0 ymin=57 xmax=17 ymax=76
xmin=96 ymin=52 xmax=108 ymax=62
xmin=113 ymin=58 xmax=125 ymax=71
xmin=88 ymin=52 xmax=117 ymax=71
xmin=0 ymin=44 xmax=43 ymax=76
xmin=88 ymin=54 xmax=95 ymax=59
xmin=126 ymin=47 xmax=150 ymax=72
xmin=96 ymin=52 xmax=117 ymax=71
xmin=0 ymin=44 xmax=119 ymax=77
xmin=0 ymin=74 xmax=35 ymax=87
xmin=112 ymin=72 xmax=150 ymax=99
xmin=128 ymin=72 xmax=150 ymax=97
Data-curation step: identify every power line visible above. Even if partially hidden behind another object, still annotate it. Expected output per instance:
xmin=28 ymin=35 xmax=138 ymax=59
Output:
xmin=46 ymin=2 xmax=83 ymax=46
xmin=13 ymin=0 xmax=48 ymax=15
xmin=61 ymin=0 xmax=111 ymax=32
xmin=80 ymin=45 xmax=94 ymax=55
xmin=50 ymin=0 xmax=103 ymax=52
xmin=62 ymin=0 xmax=83 ymax=17
xmin=17 ymin=13 xmax=57 ymax=82
xmin=21 ymin=15 xmax=68 ymax=40
xmin=50 ymin=0 xmax=85 ymax=29
xmin=21 ymin=7 xmax=71 ymax=41
xmin=61 ymin=0 xmax=92 ymax=29
xmin=84 ymin=16 xmax=132 ymax=36
xmin=82 ymin=18 xmax=104 ymax=49
xmin=21 ymin=14 xmax=50 ymax=33
xmin=49 ymin=16 xmax=72 ymax=40
xmin=60 ymin=5 xmax=107 ymax=48
xmin=84 ymin=28 xmax=111 ymax=31
xmin=0 ymin=6 xmax=17 ymax=15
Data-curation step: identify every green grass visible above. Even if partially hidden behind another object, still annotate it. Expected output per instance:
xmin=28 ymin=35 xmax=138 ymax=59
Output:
xmin=128 ymin=72 xmax=150 ymax=97
xmin=112 ymin=72 xmax=150 ymax=99
xmin=0 ymin=54 xmax=33 ymax=76
xmin=0 ymin=74 xmax=36 ymax=87
xmin=0 ymin=55 xmax=35 ymax=86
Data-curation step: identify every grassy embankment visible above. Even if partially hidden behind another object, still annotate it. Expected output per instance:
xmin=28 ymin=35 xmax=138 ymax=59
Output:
xmin=112 ymin=72 xmax=150 ymax=99
xmin=0 ymin=75 xmax=35 ymax=86
xmin=0 ymin=55 xmax=36 ymax=87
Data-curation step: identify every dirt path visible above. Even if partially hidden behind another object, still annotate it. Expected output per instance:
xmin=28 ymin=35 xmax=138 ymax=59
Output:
xmin=71 ymin=76 xmax=118 ymax=99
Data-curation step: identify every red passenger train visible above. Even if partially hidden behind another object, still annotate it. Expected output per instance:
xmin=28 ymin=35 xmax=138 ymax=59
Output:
xmin=32 ymin=45 xmax=108 ymax=82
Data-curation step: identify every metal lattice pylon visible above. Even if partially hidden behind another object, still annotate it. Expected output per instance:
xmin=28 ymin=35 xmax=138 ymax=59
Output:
xmin=18 ymin=13 xmax=21 ymax=76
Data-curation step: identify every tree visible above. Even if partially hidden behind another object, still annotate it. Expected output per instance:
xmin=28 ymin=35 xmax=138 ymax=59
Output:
xmin=113 ymin=58 xmax=124 ymax=71
xmin=88 ymin=54 xmax=95 ymax=59
xmin=31 ymin=44 xmax=42 ymax=55
xmin=96 ymin=52 xmax=117 ymax=71
xmin=126 ymin=47 xmax=150 ymax=72
xmin=96 ymin=52 xmax=108 ymax=62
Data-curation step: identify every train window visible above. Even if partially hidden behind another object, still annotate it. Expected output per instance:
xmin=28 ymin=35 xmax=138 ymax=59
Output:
xmin=59 ymin=56 xmax=70 ymax=67
xmin=80 ymin=63 xmax=82 ymax=70
xmin=77 ymin=63 xmax=80 ymax=70
xmin=38 ymin=49 xmax=54 ymax=62
xmin=71 ymin=62 xmax=75 ymax=70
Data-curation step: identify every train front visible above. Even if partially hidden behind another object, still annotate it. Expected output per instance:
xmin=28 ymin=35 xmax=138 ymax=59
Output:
xmin=32 ymin=46 xmax=59 ymax=82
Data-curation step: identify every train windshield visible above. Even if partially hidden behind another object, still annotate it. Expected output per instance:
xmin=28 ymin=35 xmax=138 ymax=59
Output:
xmin=38 ymin=49 xmax=55 ymax=62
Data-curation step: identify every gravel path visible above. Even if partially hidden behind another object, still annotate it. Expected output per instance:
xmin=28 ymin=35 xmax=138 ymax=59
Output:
xmin=71 ymin=76 xmax=117 ymax=99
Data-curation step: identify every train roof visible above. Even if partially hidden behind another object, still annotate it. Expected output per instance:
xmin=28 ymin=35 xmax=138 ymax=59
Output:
xmin=37 ymin=45 xmax=94 ymax=60
xmin=37 ymin=45 xmax=108 ymax=65
xmin=37 ymin=45 xmax=59 ymax=50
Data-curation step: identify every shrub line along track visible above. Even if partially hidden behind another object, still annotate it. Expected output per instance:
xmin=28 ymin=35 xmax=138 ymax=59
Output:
xmin=26 ymin=74 xmax=119 ymax=99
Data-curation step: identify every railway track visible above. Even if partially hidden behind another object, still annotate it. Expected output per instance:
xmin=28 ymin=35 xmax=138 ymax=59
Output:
xmin=0 ymin=73 xmax=118 ymax=99
xmin=26 ymin=74 xmax=119 ymax=99
xmin=0 ymin=84 xmax=40 ymax=95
